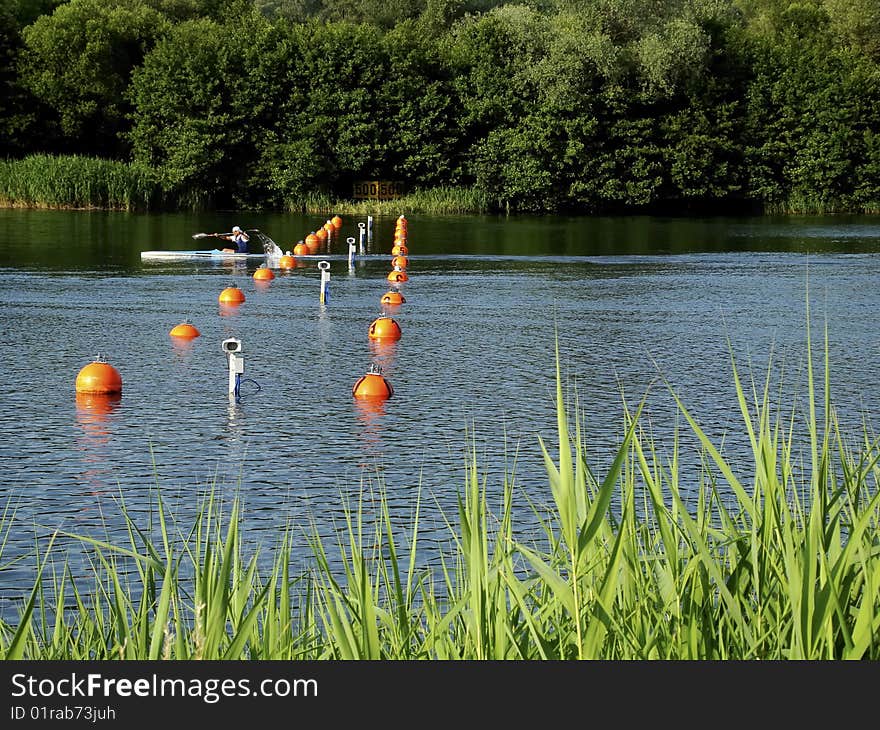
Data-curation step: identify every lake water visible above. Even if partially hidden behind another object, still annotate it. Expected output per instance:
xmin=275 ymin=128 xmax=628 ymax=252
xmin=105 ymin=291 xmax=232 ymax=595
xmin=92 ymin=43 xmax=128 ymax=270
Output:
xmin=1 ymin=208 xmax=880 ymax=614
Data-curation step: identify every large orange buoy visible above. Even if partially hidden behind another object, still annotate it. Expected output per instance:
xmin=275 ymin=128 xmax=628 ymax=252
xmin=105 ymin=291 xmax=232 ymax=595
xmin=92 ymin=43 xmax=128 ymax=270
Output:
xmin=391 ymin=255 xmax=408 ymax=269
xmin=368 ymin=315 xmax=402 ymax=341
xmin=76 ymin=358 xmax=122 ymax=395
xmin=219 ymin=285 xmax=245 ymax=305
xmin=331 ymin=214 xmax=343 ymax=229
xmin=352 ymin=364 xmax=393 ymax=399
xmin=381 ymin=290 xmax=405 ymax=306
xmin=293 ymin=242 xmax=309 ymax=256
xmin=253 ymin=265 xmax=274 ymax=281
xmin=279 ymin=254 xmax=295 ymax=269
xmin=305 ymin=232 xmax=318 ymax=247
xmin=387 ymin=268 xmax=408 ymax=283
xmin=391 ymin=243 xmax=408 ymax=256
xmin=323 ymin=220 xmax=334 ymax=234
xmin=315 ymin=227 xmax=328 ymax=241
xmin=170 ymin=321 xmax=200 ymax=338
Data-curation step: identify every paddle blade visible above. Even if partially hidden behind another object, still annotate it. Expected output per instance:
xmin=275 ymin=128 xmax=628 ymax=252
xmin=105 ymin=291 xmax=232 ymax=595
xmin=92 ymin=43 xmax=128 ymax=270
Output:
xmin=192 ymin=233 xmax=212 ymax=239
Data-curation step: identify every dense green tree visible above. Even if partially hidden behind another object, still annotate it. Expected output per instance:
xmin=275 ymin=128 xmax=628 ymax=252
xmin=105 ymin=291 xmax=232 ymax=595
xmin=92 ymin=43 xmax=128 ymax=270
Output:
xmin=655 ymin=8 xmax=752 ymax=209
xmin=378 ymin=20 xmax=463 ymax=188
xmin=287 ymin=21 xmax=390 ymax=196
xmin=743 ymin=4 xmax=880 ymax=212
xmin=238 ymin=20 xmax=319 ymax=207
xmin=822 ymin=0 xmax=880 ymax=60
xmin=128 ymin=16 xmax=254 ymax=206
xmin=6 ymin=0 xmax=66 ymax=25
xmin=18 ymin=0 xmax=171 ymax=157
xmin=444 ymin=4 xmax=552 ymax=202
xmin=3 ymin=0 xmax=879 ymax=213
xmin=1 ymin=2 xmax=42 ymax=156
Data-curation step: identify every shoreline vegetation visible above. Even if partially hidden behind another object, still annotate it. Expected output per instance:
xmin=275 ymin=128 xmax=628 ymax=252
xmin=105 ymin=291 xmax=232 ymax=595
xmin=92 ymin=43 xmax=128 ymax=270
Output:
xmin=2 ymin=327 xmax=878 ymax=660
xmin=0 ymin=154 xmax=494 ymax=215
xmin=3 ymin=2 xmax=880 ymax=218
xmin=1 ymin=154 xmax=877 ymax=217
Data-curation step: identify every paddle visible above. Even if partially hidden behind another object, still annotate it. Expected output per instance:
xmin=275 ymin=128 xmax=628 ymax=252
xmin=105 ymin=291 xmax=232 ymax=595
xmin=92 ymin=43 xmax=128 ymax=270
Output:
xmin=192 ymin=229 xmax=260 ymax=240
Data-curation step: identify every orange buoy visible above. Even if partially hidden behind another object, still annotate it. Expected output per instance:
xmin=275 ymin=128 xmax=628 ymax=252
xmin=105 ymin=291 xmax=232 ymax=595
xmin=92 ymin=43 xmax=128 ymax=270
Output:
xmin=254 ymin=265 xmax=274 ymax=281
xmin=316 ymin=227 xmax=328 ymax=240
xmin=381 ymin=290 xmax=405 ymax=306
xmin=279 ymin=254 xmax=295 ymax=269
xmin=387 ymin=268 xmax=408 ymax=283
xmin=368 ymin=316 xmax=402 ymax=341
xmin=331 ymin=215 xmax=343 ymax=229
xmin=323 ymin=221 xmax=334 ymax=234
xmin=75 ymin=358 xmax=122 ymax=395
xmin=352 ymin=364 xmax=393 ymax=399
xmin=306 ymin=239 xmax=320 ymax=255
xmin=293 ymin=242 xmax=309 ymax=256
xmin=391 ymin=255 xmax=408 ymax=269
xmin=305 ymin=232 xmax=318 ymax=246
xmin=391 ymin=243 xmax=408 ymax=256
xmin=219 ymin=285 xmax=245 ymax=305
xmin=170 ymin=321 xmax=200 ymax=339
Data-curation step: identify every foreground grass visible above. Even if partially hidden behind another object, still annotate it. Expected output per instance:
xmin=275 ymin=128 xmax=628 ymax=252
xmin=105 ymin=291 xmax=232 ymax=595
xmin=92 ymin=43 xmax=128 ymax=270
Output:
xmin=1 ymin=324 xmax=879 ymax=659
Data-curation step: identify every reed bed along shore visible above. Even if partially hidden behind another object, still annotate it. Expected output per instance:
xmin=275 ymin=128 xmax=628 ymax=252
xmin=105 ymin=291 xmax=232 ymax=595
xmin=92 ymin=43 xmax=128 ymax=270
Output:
xmin=0 ymin=154 xmax=491 ymax=215
xmin=292 ymin=187 xmax=492 ymax=216
xmin=4 ymin=153 xmax=877 ymax=216
xmin=1 ymin=322 xmax=878 ymax=660
xmin=0 ymin=154 xmax=162 ymax=211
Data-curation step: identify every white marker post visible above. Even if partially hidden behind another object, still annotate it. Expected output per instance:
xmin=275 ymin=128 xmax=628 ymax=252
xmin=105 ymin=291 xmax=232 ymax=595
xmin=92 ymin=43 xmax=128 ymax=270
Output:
xmin=222 ymin=338 xmax=243 ymax=398
xmin=347 ymin=237 xmax=356 ymax=269
xmin=367 ymin=215 xmax=373 ymax=243
xmin=358 ymin=222 xmax=366 ymax=255
xmin=319 ymin=260 xmax=331 ymax=304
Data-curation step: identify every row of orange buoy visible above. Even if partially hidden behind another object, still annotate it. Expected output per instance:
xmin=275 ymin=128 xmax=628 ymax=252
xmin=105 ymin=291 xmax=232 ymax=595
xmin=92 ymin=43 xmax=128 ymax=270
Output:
xmin=388 ymin=216 xmax=409 ymax=283
xmin=289 ymin=215 xmax=343 ymax=260
xmin=217 ymin=216 xmax=346 ymax=306
xmin=353 ymin=215 xmax=410 ymax=400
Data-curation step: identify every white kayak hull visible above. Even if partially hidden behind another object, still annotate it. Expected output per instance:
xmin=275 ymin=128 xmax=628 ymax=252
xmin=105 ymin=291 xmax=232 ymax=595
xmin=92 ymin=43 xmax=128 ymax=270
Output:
xmin=141 ymin=249 xmax=268 ymax=262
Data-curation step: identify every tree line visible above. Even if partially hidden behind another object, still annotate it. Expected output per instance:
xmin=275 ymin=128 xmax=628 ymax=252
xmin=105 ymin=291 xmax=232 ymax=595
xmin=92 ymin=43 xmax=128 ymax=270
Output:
xmin=1 ymin=0 xmax=879 ymax=214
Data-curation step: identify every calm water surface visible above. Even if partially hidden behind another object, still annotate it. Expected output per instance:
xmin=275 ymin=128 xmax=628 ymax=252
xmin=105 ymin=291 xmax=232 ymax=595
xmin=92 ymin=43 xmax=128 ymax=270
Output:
xmin=1 ymin=209 xmax=880 ymax=612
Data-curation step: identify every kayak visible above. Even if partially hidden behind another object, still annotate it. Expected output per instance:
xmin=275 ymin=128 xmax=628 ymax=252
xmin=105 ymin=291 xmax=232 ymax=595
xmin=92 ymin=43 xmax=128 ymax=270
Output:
xmin=141 ymin=249 xmax=269 ymax=262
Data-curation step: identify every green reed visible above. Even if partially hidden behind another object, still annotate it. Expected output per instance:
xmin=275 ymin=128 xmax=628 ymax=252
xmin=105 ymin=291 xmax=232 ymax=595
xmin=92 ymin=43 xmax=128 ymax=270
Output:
xmin=1 ymin=316 xmax=879 ymax=659
xmin=764 ymin=190 xmax=880 ymax=215
xmin=290 ymin=185 xmax=491 ymax=216
xmin=0 ymin=154 xmax=162 ymax=211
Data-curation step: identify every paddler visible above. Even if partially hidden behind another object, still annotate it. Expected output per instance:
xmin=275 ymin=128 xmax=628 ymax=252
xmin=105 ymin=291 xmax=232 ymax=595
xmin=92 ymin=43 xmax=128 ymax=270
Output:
xmin=220 ymin=226 xmax=250 ymax=253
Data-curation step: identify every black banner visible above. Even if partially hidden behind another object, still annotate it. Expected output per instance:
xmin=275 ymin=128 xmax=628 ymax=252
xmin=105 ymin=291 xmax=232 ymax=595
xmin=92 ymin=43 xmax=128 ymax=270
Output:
xmin=0 ymin=660 xmax=869 ymax=726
